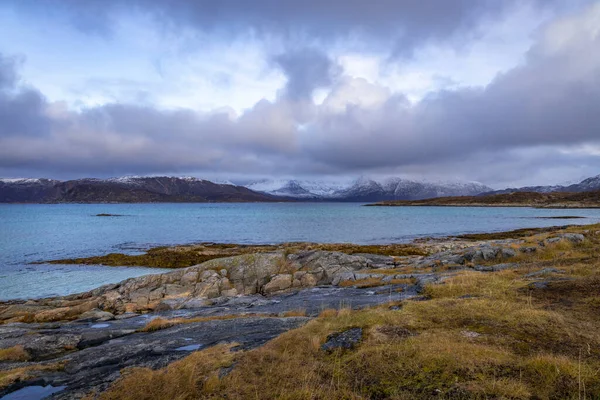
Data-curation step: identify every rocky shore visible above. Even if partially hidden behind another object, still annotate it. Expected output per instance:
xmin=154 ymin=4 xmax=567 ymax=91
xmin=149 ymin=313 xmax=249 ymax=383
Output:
xmin=0 ymin=225 xmax=597 ymax=399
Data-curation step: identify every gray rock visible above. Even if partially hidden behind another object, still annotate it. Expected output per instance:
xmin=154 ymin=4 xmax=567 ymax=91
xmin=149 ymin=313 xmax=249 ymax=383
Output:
xmin=263 ymin=274 xmax=293 ymax=294
xmin=559 ymin=233 xmax=585 ymax=244
xmin=77 ymin=309 xmax=115 ymax=322
xmin=321 ymin=328 xmax=363 ymax=352
xmin=525 ymin=268 xmax=561 ymax=277
xmin=529 ymin=281 xmax=550 ymax=290
xmin=499 ymin=248 xmax=517 ymax=259
xmin=473 ymin=263 xmax=518 ymax=272
xmin=519 ymin=246 xmax=537 ymax=253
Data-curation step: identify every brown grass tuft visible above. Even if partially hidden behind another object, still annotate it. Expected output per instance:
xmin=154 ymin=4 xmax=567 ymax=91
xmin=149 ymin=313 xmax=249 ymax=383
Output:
xmin=0 ymin=345 xmax=29 ymax=362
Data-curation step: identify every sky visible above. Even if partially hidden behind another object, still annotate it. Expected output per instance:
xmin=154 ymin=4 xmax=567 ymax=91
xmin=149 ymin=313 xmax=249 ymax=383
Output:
xmin=0 ymin=0 xmax=599 ymax=188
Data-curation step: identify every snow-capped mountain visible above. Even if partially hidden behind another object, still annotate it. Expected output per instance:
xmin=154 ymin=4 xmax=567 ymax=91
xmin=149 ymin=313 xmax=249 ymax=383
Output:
xmin=245 ymin=177 xmax=492 ymax=201
xmin=246 ymin=179 xmax=350 ymax=199
xmin=487 ymin=174 xmax=600 ymax=195
xmin=567 ymin=174 xmax=600 ymax=192
xmin=0 ymin=176 xmax=277 ymax=203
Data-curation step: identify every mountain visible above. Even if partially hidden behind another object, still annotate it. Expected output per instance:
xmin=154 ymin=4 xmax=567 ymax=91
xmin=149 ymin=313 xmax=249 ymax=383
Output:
xmin=486 ymin=174 xmax=600 ymax=195
xmin=0 ymin=179 xmax=61 ymax=203
xmin=245 ymin=177 xmax=492 ymax=201
xmin=246 ymin=179 xmax=349 ymax=199
xmin=0 ymin=177 xmax=279 ymax=203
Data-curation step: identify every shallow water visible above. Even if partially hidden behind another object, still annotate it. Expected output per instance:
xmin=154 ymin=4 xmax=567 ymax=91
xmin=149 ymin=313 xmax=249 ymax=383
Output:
xmin=1 ymin=202 xmax=599 ymax=300
xmin=0 ymin=385 xmax=66 ymax=400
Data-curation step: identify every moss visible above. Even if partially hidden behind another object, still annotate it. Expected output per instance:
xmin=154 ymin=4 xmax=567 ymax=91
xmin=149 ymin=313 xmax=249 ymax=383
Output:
xmin=43 ymin=242 xmax=426 ymax=269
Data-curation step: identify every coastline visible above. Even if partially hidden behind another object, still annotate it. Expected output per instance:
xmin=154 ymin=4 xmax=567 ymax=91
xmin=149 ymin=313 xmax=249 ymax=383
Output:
xmin=2 ymin=222 xmax=600 ymax=398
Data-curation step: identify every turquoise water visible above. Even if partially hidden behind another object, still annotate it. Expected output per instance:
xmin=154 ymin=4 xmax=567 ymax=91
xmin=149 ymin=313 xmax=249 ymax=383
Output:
xmin=1 ymin=203 xmax=600 ymax=300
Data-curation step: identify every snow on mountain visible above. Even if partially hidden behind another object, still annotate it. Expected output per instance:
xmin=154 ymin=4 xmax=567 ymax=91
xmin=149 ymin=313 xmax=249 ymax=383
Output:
xmin=488 ymin=174 xmax=600 ymax=194
xmin=245 ymin=177 xmax=492 ymax=200
xmin=570 ymin=174 xmax=600 ymax=191
xmin=0 ymin=178 xmax=46 ymax=184
xmin=246 ymin=179 xmax=350 ymax=198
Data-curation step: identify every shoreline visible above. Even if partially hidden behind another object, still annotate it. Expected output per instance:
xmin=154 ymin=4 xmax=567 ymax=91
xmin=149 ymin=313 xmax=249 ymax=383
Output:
xmin=366 ymin=203 xmax=600 ymax=208
xmin=2 ymin=223 xmax=600 ymax=398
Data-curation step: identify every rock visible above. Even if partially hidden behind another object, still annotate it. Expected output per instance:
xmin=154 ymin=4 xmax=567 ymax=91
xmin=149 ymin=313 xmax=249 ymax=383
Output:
xmin=461 ymin=330 xmax=481 ymax=338
xmin=473 ymin=263 xmax=518 ymax=272
xmin=300 ymin=273 xmax=318 ymax=287
xmin=559 ymin=233 xmax=585 ymax=244
xmin=24 ymin=333 xmax=82 ymax=360
xmin=221 ymin=288 xmax=238 ymax=297
xmin=352 ymin=254 xmax=395 ymax=267
xmin=519 ymin=246 xmax=537 ymax=253
xmin=180 ymin=271 xmax=199 ymax=285
xmin=525 ymin=268 xmax=561 ymax=277
xmin=263 ymin=274 xmax=293 ymax=294
xmin=528 ymin=281 xmax=549 ymax=290
xmin=114 ymin=312 xmax=139 ymax=320
xmin=321 ymin=328 xmax=363 ymax=352
xmin=499 ymin=248 xmax=517 ymax=259
xmin=77 ymin=309 xmax=115 ymax=322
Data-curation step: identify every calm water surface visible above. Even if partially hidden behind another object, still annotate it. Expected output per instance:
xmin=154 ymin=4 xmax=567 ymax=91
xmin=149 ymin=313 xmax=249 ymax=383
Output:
xmin=1 ymin=203 xmax=600 ymax=300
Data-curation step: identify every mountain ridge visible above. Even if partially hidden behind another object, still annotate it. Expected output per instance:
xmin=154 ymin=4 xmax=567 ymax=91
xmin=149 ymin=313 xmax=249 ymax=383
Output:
xmin=0 ymin=176 xmax=280 ymax=203
xmin=245 ymin=177 xmax=492 ymax=201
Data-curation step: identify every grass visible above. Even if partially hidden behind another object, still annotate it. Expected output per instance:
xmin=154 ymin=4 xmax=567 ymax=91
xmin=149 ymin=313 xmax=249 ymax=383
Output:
xmin=94 ymin=344 xmax=237 ymax=400
xmin=0 ymin=363 xmax=63 ymax=391
xmin=98 ymin=224 xmax=600 ymax=399
xmin=0 ymin=346 xmax=29 ymax=362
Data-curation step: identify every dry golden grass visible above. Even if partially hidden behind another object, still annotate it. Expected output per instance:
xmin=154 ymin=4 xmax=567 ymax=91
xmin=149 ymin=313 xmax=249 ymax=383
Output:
xmin=0 ymin=363 xmax=63 ymax=390
xmin=98 ymin=343 xmax=237 ymax=400
xmin=0 ymin=345 xmax=29 ymax=362
xmin=282 ymin=309 xmax=307 ymax=317
xmin=97 ymin=224 xmax=600 ymax=399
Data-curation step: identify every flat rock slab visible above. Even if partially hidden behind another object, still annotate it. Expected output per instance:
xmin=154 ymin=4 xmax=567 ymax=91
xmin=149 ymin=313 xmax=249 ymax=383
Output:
xmin=0 ymin=284 xmax=415 ymax=399
xmin=1 ymin=317 xmax=308 ymax=399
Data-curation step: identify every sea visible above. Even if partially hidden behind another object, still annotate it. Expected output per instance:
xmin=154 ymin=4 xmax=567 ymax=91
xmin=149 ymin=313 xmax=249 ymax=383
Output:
xmin=1 ymin=202 xmax=600 ymax=301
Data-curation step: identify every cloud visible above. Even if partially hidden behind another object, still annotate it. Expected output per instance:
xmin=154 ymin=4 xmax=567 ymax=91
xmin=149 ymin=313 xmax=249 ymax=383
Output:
xmin=274 ymin=48 xmax=340 ymax=101
xmin=0 ymin=54 xmax=51 ymax=138
xmin=6 ymin=0 xmax=568 ymax=54
xmin=0 ymin=2 xmax=599 ymax=187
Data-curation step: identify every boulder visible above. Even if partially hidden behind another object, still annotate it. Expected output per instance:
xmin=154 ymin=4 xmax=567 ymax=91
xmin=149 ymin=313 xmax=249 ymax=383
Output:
xmin=77 ymin=309 xmax=115 ymax=322
xmin=263 ymin=274 xmax=293 ymax=294
xmin=321 ymin=328 xmax=363 ymax=352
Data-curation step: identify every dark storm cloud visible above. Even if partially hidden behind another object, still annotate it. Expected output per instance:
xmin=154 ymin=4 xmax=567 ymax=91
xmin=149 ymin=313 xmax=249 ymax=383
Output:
xmin=274 ymin=49 xmax=340 ymax=101
xmin=0 ymin=54 xmax=51 ymax=138
xmin=7 ymin=0 xmax=565 ymax=53
xmin=1 ymin=3 xmax=599 ymax=185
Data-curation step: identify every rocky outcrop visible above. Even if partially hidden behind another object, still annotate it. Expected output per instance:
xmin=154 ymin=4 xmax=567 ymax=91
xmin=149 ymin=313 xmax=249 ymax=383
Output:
xmin=1 ymin=233 xmax=580 ymax=325
xmin=0 ymin=251 xmax=384 ymax=323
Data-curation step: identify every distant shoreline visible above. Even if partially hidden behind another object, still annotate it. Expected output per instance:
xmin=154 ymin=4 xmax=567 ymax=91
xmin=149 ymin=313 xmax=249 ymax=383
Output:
xmin=366 ymin=203 xmax=600 ymax=209
xmin=365 ymin=190 xmax=600 ymax=209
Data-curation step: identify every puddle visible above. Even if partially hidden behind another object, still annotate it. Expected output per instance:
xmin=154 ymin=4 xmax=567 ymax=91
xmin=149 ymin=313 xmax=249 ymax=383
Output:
xmin=1 ymin=385 xmax=66 ymax=400
xmin=183 ymin=338 xmax=193 ymax=341
xmin=175 ymin=344 xmax=203 ymax=351
xmin=90 ymin=323 xmax=110 ymax=329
